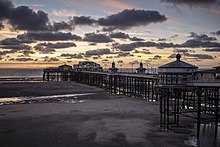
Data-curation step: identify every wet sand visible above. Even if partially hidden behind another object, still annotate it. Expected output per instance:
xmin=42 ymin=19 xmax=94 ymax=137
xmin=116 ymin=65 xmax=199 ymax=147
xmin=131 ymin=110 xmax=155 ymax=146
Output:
xmin=0 ymin=82 xmax=192 ymax=147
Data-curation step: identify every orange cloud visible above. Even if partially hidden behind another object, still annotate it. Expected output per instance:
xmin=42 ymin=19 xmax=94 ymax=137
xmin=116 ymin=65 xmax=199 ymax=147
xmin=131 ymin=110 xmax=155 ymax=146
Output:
xmin=56 ymin=0 xmax=138 ymax=11
xmin=104 ymin=0 xmax=138 ymax=10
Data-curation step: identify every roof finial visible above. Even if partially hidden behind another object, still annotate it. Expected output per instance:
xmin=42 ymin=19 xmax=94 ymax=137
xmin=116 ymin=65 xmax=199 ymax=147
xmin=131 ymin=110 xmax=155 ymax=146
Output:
xmin=176 ymin=53 xmax=181 ymax=60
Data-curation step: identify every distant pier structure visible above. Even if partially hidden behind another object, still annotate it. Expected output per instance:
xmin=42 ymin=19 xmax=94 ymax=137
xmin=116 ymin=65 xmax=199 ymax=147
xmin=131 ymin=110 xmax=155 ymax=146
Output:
xmin=108 ymin=62 xmax=119 ymax=73
xmin=43 ymin=55 xmax=220 ymax=134
xmin=136 ymin=61 xmax=146 ymax=74
xmin=158 ymin=53 xmax=198 ymax=85
xmin=43 ymin=64 xmax=72 ymax=81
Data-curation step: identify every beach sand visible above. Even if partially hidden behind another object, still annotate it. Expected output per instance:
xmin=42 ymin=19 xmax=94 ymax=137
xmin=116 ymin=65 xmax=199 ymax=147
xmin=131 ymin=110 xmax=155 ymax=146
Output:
xmin=0 ymin=82 xmax=192 ymax=147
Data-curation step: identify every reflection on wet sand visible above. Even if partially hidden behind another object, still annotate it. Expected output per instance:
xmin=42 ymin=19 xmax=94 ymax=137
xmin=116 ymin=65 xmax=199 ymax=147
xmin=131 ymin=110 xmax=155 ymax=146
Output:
xmin=0 ymin=93 xmax=95 ymax=105
xmin=185 ymin=123 xmax=220 ymax=147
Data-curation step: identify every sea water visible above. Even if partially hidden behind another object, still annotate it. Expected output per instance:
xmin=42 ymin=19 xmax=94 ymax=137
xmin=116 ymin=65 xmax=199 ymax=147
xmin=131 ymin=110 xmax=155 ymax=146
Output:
xmin=0 ymin=68 xmax=43 ymax=78
xmin=0 ymin=68 xmax=43 ymax=82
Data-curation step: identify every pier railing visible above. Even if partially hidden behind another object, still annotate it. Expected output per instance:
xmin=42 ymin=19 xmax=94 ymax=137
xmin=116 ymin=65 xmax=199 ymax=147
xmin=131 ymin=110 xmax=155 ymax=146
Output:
xmin=70 ymin=71 xmax=159 ymax=101
xmin=43 ymin=70 xmax=159 ymax=101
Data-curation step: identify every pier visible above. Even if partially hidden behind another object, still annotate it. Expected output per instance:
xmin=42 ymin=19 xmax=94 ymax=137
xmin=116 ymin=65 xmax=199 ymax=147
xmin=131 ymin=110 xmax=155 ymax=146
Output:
xmin=43 ymin=56 xmax=220 ymax=135
xmin=43 ymin=70 xmax=159 ymax=101
xmin=43 ymin=69 xmax=220 ymax=133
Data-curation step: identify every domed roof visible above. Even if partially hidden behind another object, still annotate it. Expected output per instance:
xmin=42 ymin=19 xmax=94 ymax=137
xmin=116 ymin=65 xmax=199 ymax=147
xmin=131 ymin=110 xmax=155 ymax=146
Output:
xmin=158 ymin=54 xmax=198 ymax=69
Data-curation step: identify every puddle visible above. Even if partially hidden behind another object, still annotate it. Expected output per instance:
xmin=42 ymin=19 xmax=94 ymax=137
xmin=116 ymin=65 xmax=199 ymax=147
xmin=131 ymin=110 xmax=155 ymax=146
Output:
xmin=184 ymin=136 xmax=197 ymax=146
xmin=0 ymin=93 xmax=95 ymax=105
xmin=184 ymin=123 xmax=220 ymax=147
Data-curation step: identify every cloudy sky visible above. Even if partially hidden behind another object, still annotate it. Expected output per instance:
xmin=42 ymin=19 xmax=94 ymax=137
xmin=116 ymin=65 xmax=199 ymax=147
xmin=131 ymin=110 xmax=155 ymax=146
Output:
xmin=0 ymin=0 xmax=220 ymax=68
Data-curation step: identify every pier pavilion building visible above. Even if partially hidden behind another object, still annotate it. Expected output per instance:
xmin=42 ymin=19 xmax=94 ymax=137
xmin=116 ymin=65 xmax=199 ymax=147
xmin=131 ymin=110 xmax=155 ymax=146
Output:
xmin=158 ymin=53 xmax=198 ymax=85
xmin=214 ymin=65 xmax=220 ymax=79
xmin=136 ymin=62 xmax=146 ymax=74
xmin=108 ymin=62 xmax=119 ymax=73
xmin=58 ymin=64 xmax=72 ymax=70
xmin=73 ymin=61 xmax=103 ymax=71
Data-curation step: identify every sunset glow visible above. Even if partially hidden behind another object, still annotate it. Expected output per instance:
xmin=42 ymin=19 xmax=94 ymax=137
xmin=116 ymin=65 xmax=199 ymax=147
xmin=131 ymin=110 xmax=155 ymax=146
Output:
xmin=0 ymin=0 xmax=220 ymax=68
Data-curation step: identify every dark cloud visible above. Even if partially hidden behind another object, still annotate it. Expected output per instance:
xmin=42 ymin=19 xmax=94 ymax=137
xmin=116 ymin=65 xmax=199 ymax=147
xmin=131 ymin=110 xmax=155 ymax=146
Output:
xmin=134 ymin=49 xmax=152 ymax=54
xmin=168 ymin=53 xmax=177 ymax=58
xmin=114 ymin=36 xmax=220 ymax=51
xmin=109 ymin=32 xmax=144 ymax=41
xmin=173 ymin=49 xmax=195 ymax=53
xmin=180 ymin=33 xmax=220 ymax=49
xmin=34 ymin=46 xmax=55 ymax=54
xmin=83 ymin=33 xmax=113 ymax=43
xmin=51 ymin=20 xmax=75 ymax=31
xmin=129 ymin=37 xmax=144 ymax=41
xmin=15 ymin=58 xmax=34 ymax=62
xmin=0 ymin=37 xmax=33 ymax=52
xmin=35 ymin=42 xmax=76 ymax=49
xmin=101 ymin=59 xmax=110 ymax=63
xmin=0 ymin=37 xmax=34 ymax=45
xmin=0 ymin=0 xmax=50 ymax=31
xmin=101 ymin=27 xmax=117 ymax=32
xmin=43 ymin=56 xmax=60 ymax=62
xmin=153 ymin=55 xmax=162 ymax=60
xmin=85 ymin=48 xmax=112 ymax=57
xmin=9 ymin=6 xmax=49 ymax=31
xmin=117 ymin=52 xmax=131 ymax=57
xmin=34 ymin=42 xmax=76 ymax=54
xmin=89 ymin=42 xmax=97 ymax=46
xmin=171 ymin=34 xmax=178 ymax=38
xmin=182 ymin=39 xmax=220 ymax=48
xmin=98 ymin=9 xmax=167 ymax=31
xmin=0 ymin=22 xmax=4 ymax=30
xmin=169 ymin=53 xmax=214 ymax=60
xmin=211 ymin=30 xmax=220 ymax=36
xmin=18 ymin=50 xmax=35 ymax=56
xmin=60 ymin=53 xmax=84 ymax=59
xmin=106 ymin=56 xmax=114 ymax=59
xmin=109 ymin=32 xmax=130 ymax=39
xmin=117 ymin=60 xmax=124 ymax=64
xmin=184 ymin=53 xmax=214 ymax=59
xmin=161 ymin=0 xmax=218 ymax=6
xmin=0 ymin=0 xmax=75 ymax=31
xmin=114 ymin=41 xmax=173 ymax=51
xmin=114 ymin=43 xmax=137 ymax=51
xmin=92 ymin=56 xmax=100 ymax=60
xmin=203 ymin=48 xmax=220 ymax=52
xmin=0 ymin=50 xmax=16 ymax=55
xmin=73 ymin=16 xmax=97 ymax=25
xmin=0 ymin=0 xmax=14 ymax=20
xmin=129 ymin=60 xmax=140 ymax=65
xmin=158 ymin=38 xmax=167 ymax=41
xmin=1 ymin=2 xmax=167 ymax=32
xmin=0 ymin=44 xmax=31 ymax=51
xmin=18 ymin=32 xmax=82 ymax=41
xmin=189 ymin=32 xmax=217 ymax=41
xmin=47 ymin=57 xmax=59 ymax=62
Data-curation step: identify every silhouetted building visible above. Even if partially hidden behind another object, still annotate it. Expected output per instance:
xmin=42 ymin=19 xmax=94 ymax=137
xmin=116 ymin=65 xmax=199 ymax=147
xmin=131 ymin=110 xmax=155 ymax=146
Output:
xmin=108 ymin=62 xmax=119 ymax=73
xmin=214 ymin=66 xmax=220 ymax=79
xmin=194 ymin=69 xmax=216 ymax=81
xmin=136 ymin=62 xmax=146 ymax=74
xmin=158 ymin=53 xmax=198 ymax=85
xmin=73 ymin=61 xmax=103 ymax=71
xmin=58 ymin=64 xmax=72 ymax=71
